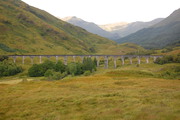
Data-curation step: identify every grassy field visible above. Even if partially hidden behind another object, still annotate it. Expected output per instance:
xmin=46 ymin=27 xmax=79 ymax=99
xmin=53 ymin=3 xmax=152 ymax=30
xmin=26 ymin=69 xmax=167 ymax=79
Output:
xmin=0 ymin=63 xmax=180 ymax=120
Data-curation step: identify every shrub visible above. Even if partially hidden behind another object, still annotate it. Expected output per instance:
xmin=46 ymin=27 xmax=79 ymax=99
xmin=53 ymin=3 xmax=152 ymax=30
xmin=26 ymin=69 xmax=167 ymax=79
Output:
xmin=0 ymin=55 xmax=8 ymax=62
xmin=51 ymin=72 xmax=62 ymax=80
xmin=28 ymin=58 xmax=97 ymax=78
xmin=68 ymin=62 xmax=77 ymax=76
xmin=159 ymin=71 xmax=179 ymax=79
xmin=45 ymin=71 xmax=67 ymax=80
xmin=41 ymin=60 xmax=56 ymax=70
xmin=154 ymin=55 xmax=180 ymax=65
xmin=28 ymin=60 xmax=56 ymax=77
xmin=28 ymin=64 xmax=44 ymax=77
xmin=44 ymin=69 xmax=54 ymax=77
xmin=99 ymin=60 xmax=104 ymax=65
xmin=55 ymin=60 xmax=66 ymax=73
xmin=76 ymin=62 xmax=84 ymax=75
xmin=82 ymin=57 xmax=96 ymax=72
xmin=157 ymin=66 xmax=180 ymax=79
xmin=0 ymin=61 xmax=22 ymax=77
xmin=93 ymin=58 xmax=97 ymax=67
xmin=84 ymin=70 xmax=91 ymax=76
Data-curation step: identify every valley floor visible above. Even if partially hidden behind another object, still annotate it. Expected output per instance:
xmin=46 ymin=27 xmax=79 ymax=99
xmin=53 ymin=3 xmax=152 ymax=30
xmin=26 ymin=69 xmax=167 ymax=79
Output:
xmin=0 ymin=64 xmax=180 ymax=120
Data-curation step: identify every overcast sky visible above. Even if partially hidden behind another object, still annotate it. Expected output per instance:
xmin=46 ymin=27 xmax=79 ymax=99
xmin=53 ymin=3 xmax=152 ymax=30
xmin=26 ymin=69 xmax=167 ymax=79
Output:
xmin=22 ymin=0 xmax=180 ymax=24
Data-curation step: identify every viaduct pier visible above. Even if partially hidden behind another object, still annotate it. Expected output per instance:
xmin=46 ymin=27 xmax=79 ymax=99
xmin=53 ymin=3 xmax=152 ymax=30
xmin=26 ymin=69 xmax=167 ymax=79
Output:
xmin=8 ymin=55 xmax=163 ymax=68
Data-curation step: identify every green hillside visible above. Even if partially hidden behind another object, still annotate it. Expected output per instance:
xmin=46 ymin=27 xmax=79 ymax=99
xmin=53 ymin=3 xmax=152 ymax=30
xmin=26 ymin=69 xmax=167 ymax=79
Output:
xmin=116 ymin=8 xmax=180 ymax=49
xmin=0 ymin=0 xmax=141 ymax=55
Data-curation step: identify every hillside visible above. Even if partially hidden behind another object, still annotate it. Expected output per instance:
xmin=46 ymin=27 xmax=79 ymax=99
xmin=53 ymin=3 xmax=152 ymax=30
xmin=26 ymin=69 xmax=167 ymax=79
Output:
xmin=101 ymin=18 xmax=163 ymax=37
xmin=62 ymin=16 xmax=119 ymax=40
xmin=0 ymin=0 xmax=135 ymax=55
xmin=116 ymin=8 xmax=180 ymax=49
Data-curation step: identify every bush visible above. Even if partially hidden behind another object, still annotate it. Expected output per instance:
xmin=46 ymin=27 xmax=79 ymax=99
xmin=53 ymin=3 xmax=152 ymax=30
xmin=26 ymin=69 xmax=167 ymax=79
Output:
xmin=154 ymin=55 xmax=180 ymax=65
xmin=28 ymin=60 xmax=56 ymax=77
xmin=45 ymin=70 xmax=67 ymax=80
xmin=51 ymin=72 xmax=62 ymax=80
xmin=76 ymin=62 xmax=84 ymax=75
xmin=84 ymin=70 xmax=91 ymax=76
xmin=67 ymin=58 xmax=97 ymax=76
xmin=44 ymin=69 xmax=54 ymax=77
xmin=68 ymin=62 xmax=77 ymax=76
xmin=0 ymin=55 xmax=8 ymax=62
xmin=41 ymin=60 xmax=56 ymax=70
xmin=67 ymin=62 xmax=86 ymax=76
xmin=28 ymin=64 xmax=44 ymax=77
xmin=55 ymin=61 xmax=66 ymax=73
xmin=0 ymin=61 xmax=22 ymax=77
xmin=156 ymin=66 xmax=180 ymax=79
xmin=28 ymin=58 xmax=97 ymax=78
xmin=99 ymin=60 xmax=104 ymax=65
xmin=82 ymin=57 xmax=96 ymax=72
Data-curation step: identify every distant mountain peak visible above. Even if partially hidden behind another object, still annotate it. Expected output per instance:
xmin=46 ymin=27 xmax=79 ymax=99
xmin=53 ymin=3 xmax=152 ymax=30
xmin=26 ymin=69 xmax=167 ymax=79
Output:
xmin=100 ymin=22 xmax=129 ymax=32
xmin=62 ymin=16 xmax=119 ymax=40
xmin=62 ymin=16 xmax=83 ymax=21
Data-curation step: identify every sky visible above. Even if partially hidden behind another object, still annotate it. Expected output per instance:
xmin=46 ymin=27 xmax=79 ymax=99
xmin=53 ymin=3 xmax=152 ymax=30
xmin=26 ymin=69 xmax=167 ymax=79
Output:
xmin=21 ymin=0 xmax=180 ymax=25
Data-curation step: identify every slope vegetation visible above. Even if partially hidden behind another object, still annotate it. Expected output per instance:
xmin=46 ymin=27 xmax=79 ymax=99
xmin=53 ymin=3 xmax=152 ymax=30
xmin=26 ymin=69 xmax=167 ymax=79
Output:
xmin=0 ymin=0 xmax=131 ymax=55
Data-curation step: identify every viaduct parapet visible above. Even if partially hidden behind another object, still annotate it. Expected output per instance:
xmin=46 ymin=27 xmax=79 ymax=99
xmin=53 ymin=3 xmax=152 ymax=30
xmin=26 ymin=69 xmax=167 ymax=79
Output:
xmin=8 ymin=55 xmax=163 ymax=68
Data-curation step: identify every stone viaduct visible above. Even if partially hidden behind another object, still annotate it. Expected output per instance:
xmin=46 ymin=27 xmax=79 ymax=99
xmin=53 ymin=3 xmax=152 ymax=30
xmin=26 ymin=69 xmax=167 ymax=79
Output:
xmin=8 ymin=55 xmax=163 ymax=68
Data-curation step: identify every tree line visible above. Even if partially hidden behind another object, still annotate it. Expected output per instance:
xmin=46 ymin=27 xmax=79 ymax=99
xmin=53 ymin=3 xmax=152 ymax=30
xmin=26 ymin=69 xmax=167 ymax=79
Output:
xmin=28 ymin=57 xmax=97 ymax=80
xmin=154 ymin=55 xmax=180 ymax=65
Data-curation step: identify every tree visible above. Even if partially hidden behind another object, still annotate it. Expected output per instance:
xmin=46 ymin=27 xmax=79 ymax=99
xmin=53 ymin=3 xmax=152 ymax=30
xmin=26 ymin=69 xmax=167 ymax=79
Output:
xmin=55 ymin=60 xmax=66 ymax=73
xmin=44 ymin=69 xmax=54 ymax=77
xmin=82 ymin=57 xmax=96 ymax=72
xmin=93 ymin=57 xmax=97 ymax=67
xmin=76 ymin=62 xmax=84 ymax=75
xmin=154 ymin=55 xmax=180 ymax=65
xmin=68 ymin=62 xmax=77 ymax=76
xmin=0 ymin=56 xmax=8 ymax=62
xmin=28 ymin=64 xmax=44 ymax=77
xmin=0 ymin=61 xmax=22 ymax=77
xmin=41 ymin=60 xmax=56 ymax=70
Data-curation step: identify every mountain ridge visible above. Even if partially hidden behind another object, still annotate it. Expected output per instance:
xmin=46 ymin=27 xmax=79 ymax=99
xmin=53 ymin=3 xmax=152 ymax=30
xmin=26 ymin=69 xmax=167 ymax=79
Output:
xmin=62 ymin=16 xmax=120 ymax=40
xmin=100 ymin=18 xmax=164 ymax=37
xmin=116 ymin=8 xmax=180 ymax=49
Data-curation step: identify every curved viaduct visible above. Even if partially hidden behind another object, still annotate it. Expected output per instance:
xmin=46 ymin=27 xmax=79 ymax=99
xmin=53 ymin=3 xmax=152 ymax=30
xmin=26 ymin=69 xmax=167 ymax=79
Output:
xmin=8 ymin=55 xmax=163 ymax=68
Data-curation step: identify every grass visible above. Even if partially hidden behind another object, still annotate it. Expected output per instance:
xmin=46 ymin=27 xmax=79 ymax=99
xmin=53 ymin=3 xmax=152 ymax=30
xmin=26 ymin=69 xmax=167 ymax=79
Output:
xmin=0 ymin=63 xmax=180 ymax=120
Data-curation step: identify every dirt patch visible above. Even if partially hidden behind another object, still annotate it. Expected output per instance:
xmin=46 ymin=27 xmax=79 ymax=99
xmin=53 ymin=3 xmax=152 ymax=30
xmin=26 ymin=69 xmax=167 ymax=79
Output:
xmin=0 ymin=79 xmax=34 ymax=84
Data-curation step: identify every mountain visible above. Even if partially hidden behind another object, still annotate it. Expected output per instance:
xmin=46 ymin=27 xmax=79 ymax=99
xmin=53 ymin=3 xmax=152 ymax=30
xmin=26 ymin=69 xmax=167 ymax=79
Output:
xmin=99 ymin=22 xmax=129 ymax=32
xmin=100 ymin=18 xmax=164 ymax=37
xmin=62 ymin=16 xmax=119 ymax=40
xmin=63 ymin=16 xmax=162 ymax=40
xmin=0 ymin=0 xmax=143 ymax=55
xmin=0 ymin=0 xmax=140 ymax=55
xmin=116 ymin=8 xmax=180 ymax=49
